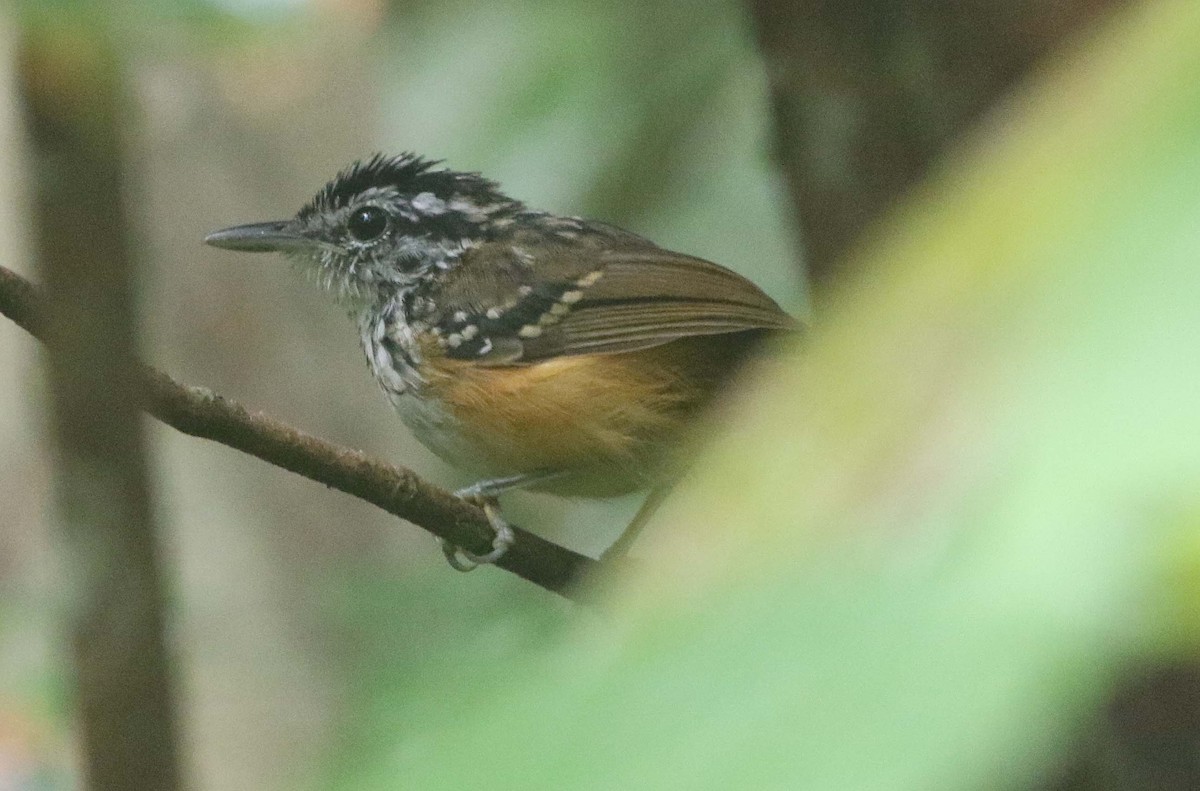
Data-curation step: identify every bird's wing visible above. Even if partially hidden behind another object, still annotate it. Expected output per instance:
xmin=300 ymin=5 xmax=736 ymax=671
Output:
xmin=418 ymin=235 xmax=795 ymax=365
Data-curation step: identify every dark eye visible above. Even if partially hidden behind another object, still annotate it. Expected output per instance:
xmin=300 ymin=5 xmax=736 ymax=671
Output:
xmin=347 ymin=205 xmax=388 ymax=242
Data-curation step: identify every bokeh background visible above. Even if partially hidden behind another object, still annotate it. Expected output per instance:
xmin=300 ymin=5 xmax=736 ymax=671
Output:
xmin=2 ymin=1 xmax=1200 ymax=790
xmin=0 ymin=1 xmax=802 ymax=788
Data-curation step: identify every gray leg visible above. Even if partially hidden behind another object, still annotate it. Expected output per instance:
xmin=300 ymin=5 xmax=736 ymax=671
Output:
xmin=441 ymin=495 xmax=514 ymax=571
xmin=454 ymin=470 xmax=565 ymax=500
xmin=440 ymin=470 xmax=566 ymax=572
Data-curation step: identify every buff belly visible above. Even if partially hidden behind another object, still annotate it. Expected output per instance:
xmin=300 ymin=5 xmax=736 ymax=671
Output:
xmin=385 ymin=334 xmax=762 ymax=497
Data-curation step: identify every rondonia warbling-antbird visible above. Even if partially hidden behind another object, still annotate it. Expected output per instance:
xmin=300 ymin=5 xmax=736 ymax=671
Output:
xmin=206 ymin=153 xmax=796 ymax=570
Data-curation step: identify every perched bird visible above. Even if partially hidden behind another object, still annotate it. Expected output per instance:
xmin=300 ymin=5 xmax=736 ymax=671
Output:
xmin=205 ymin=153 xmax=794 ymax=569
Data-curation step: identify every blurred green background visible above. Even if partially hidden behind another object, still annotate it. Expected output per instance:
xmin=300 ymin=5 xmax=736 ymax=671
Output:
xmin=2 ymin=1 xmax=1199 ymax=790
xmin=0 ymin=0 xmax=802 ymax=788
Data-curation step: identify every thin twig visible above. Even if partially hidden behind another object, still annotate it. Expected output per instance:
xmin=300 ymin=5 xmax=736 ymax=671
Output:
xmin=0 ymin=264 xmax=597 ymax=599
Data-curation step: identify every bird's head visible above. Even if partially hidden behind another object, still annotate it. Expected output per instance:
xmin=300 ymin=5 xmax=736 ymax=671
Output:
xmin=204 ymin=153 xmax=523 ymax=304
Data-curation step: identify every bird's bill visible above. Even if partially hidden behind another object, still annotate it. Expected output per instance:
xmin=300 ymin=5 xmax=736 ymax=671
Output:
xmin=204 ymin=221 xmax=310 ymax=252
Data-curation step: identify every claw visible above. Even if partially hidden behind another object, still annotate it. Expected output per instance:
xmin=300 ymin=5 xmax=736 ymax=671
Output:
xmin=440 ymin=494 xmax=515 ymax=572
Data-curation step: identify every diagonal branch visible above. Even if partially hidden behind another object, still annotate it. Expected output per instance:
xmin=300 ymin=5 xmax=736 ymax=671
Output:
xmin=0 ymin=264 xmax=597 ymax=599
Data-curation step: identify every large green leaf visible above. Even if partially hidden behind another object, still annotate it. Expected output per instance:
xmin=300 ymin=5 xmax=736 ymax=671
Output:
xmin=336 ymin=2 xmax=1200 ymax=788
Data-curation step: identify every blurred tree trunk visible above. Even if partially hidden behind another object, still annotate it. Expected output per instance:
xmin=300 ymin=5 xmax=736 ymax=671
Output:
xmin=747 ymin=0 xmax=1128 ymax=290
xmin=20 ymin=23 xmax=184 ymax=791
xmin=1048 ymin=662 xmax=1200 ymax=791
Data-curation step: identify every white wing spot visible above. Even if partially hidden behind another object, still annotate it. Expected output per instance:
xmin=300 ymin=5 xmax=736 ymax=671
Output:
xmin=518 ymin=324 xmax=543 ymax=339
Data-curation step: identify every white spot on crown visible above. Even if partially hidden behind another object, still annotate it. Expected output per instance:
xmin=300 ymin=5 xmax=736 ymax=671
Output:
xmin=410 ymin=191 xmax=447 ymax=215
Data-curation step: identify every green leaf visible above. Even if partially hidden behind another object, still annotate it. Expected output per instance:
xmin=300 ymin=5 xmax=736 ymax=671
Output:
xmin=337 ymin=1 xmax=1200 ymax=788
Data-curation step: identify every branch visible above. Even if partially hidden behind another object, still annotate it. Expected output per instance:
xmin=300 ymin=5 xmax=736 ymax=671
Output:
xmin=0 ymin=264 xmax=597 ymax=599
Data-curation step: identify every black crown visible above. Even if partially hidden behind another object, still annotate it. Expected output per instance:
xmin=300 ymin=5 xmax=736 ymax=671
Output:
xmin=299 ymin=152 xmax=514 ymax=221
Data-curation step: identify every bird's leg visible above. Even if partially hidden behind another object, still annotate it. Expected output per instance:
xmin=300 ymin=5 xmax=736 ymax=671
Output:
xmin=441 ymin=493 xmax=513 ymax=571
xmin=601 ymin=481 xmax=678 ymax=563
xmin=440 ymin=471 xmax=565 ymax=572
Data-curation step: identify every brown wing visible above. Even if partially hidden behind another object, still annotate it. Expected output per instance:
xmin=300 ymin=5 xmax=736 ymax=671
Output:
xmin=417 ymin=230 xmax=796 ymax=365
xmin=518 ymin=248 xmax=793 ymax=360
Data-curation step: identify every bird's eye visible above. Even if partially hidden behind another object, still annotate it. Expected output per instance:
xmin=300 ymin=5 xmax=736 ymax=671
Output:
xmin=348 ymin=206 xmax=388 ymax=242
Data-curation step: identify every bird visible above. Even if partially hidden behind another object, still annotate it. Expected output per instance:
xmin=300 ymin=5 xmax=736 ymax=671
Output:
xmin=205 ymin=153 xmax=795 ymax=570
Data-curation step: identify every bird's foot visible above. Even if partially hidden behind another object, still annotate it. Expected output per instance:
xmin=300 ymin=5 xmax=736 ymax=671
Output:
xmin=439 ymin=489 xmax=515 ymax=572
